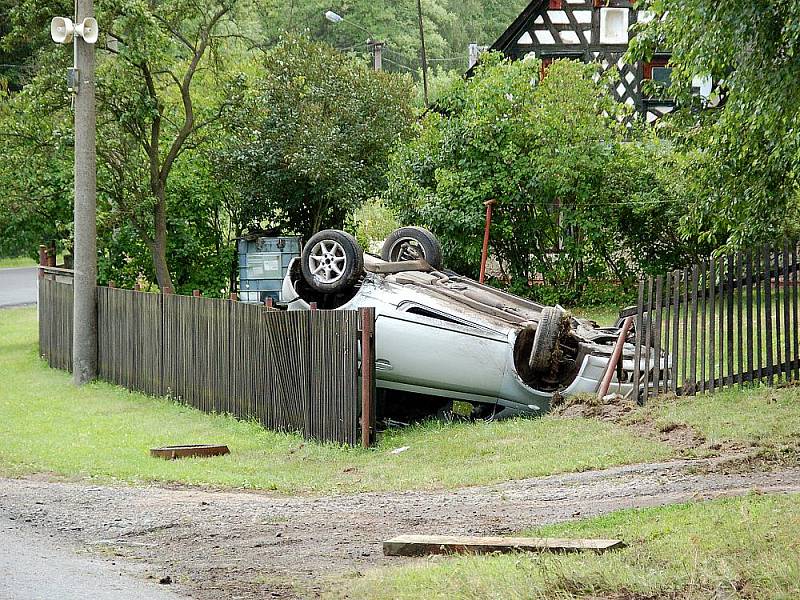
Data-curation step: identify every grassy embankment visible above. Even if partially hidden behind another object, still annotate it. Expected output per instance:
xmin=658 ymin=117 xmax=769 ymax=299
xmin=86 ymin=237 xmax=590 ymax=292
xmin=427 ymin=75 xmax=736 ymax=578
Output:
xmin=0 ymin=306 xmax=670 ymax=493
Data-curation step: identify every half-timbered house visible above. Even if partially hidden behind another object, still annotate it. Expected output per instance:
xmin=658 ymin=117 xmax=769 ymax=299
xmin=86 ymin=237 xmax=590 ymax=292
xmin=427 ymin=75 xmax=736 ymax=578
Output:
xmin=485 ymin=0 xmax=687 ymax=123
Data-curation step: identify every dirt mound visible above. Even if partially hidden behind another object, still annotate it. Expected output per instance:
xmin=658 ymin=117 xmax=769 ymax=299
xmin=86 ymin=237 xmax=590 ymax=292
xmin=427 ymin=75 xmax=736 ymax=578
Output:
xmin=551 ymin=393 xmax=708 ymax=453
xmin=550 ymin=393 xmax=637 ymax=422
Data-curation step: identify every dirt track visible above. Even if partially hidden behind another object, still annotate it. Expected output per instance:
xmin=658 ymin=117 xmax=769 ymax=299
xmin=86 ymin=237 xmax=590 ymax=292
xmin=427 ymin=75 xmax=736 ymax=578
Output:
xmin=1 ymin=457 xmax=799 ymax=599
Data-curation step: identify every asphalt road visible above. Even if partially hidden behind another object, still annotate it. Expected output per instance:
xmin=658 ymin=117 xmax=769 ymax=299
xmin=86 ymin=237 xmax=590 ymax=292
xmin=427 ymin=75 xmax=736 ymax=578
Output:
xmin=0 ymin=515 xmax=186 ymax=600
xmin=0 ymin=267 xmax=37 ymax=307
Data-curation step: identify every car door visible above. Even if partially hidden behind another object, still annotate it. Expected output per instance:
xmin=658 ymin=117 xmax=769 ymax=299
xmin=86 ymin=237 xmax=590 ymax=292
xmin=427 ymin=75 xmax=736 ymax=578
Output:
xmin=374 ymin=303 xmax=509 ymax=398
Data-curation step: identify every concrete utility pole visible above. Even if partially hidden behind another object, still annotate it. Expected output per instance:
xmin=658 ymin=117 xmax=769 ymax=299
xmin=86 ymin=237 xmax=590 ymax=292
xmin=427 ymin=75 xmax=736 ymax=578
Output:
xmin=369 ymin=40 xmax=384 ymax=71
xmin=72 ymin=0 xmax=98 ymax=385
xmin=416 ymin=0 xmax=429 ymax=106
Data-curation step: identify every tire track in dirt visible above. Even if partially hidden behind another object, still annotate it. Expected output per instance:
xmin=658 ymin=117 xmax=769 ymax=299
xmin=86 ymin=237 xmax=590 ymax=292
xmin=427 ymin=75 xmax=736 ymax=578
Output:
xmin=1 ymin=458 xmax=799 ymax=599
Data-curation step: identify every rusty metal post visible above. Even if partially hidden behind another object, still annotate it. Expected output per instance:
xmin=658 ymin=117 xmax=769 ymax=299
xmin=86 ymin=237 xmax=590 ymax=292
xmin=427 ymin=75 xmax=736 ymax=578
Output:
xmin=265 ymin=296 xmax=274 ymax=309
xmin=192 ymin=289 xmax=201 ymax=297
xmin=162 ymin=285 xmax=173 ymax=295
xmin=597 ymin=316 xmax=635 ymax=399
xmin=38 ymin=245 xmax=47 ymax=279
xmin=134 ymin=281 xmax=141 ymax=292
xmin=229 ymin=292 xmax=237 ymax=301
xmin=360 ymin=307 xmax=376 ymax=448
xmin=310 ymin=301 xmax=318 ymax=311
xmin=479 ymin=199 xmax=496 ymax=284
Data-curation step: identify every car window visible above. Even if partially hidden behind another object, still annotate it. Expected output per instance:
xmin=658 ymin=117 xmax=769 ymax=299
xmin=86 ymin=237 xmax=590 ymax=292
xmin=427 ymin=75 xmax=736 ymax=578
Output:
xmin=400 ymin=302 xmax=486 ymax=331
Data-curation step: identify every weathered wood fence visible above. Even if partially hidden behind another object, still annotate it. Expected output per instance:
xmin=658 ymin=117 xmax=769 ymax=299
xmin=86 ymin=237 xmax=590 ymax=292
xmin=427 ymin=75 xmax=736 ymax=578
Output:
xmin=634 ymin=242 xmax=800 ymax=404
xmin=38 ymin=278 xmax=375 ymax=446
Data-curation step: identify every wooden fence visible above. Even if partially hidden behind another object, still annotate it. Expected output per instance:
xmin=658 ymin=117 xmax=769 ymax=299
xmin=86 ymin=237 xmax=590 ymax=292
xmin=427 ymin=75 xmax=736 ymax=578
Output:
xmin=38 ymin=278 xmax=374 ymax=446
xmin=634 ymin=242 xmax=800 ymax=404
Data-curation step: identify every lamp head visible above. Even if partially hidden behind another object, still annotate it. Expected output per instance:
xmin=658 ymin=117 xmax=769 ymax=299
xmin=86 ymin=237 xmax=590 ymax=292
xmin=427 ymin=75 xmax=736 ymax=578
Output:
xmin=325 ymin=10 xmax=343 ymax=23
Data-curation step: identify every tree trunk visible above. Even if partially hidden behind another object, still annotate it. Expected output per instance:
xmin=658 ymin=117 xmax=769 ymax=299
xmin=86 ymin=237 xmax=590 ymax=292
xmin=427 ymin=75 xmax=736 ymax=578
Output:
xmin=150 ymin=190 xmax=174 ymax=292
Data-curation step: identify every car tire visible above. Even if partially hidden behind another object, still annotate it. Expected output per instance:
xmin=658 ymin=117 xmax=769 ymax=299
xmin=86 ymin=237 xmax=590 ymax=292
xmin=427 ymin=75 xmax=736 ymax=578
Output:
xmin=528 ymin=306 xmax=565 ymax=374
xmin=301 ymin=229 xmax=364 ymax=294
xmin=381 ymin=226 xmax=443 ymax=269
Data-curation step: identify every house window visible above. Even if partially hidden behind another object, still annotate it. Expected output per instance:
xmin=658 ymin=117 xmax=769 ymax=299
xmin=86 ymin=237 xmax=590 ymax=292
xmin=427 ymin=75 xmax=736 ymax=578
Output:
xmin=651 ymin=66 xmax=672 ymax=87
xmin=643 ymin=58 xmax=672 ymax=85
xmin=643 ymin=58 xmax=672 ymax=97
xmin=549 ymin=0 xmax=562 ymax=8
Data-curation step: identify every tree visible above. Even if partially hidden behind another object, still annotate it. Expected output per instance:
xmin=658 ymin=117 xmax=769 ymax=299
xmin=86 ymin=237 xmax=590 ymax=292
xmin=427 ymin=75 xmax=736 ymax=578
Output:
xmin=628 ymin=0 xmax=800 ymax=249
xmin=2 ymin=0 xmax=245 ymax=290
xmin=218 ymin=35 xmax=415 ymax=240
xmin=386 ymin=55 xmax=628 ymax=300
xmin=385 ymin=53 xmax=706 ymax=303
xmin=0 ymin=53 xmax=73 ymax=259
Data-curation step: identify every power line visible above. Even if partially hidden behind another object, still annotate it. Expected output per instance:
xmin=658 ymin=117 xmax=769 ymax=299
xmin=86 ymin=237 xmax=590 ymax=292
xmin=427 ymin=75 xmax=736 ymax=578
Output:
xmin=381 ymin=56 xmax=415 ymax=73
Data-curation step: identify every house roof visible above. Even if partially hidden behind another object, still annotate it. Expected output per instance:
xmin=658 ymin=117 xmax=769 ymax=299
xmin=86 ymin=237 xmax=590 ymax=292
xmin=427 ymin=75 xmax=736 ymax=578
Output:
xmin=489 ymin=0 xmax=548 ymax=54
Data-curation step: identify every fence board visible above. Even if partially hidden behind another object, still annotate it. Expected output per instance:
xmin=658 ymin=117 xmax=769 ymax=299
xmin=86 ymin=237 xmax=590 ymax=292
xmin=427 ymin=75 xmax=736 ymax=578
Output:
xmin=699 ymin=262 xmax=707 ymax=394
xmin=652 ymin=276 xmax=663 ymax=395
xmin=745 ymin=253 xmax=754 ymax=383
xmin=736 ymin=253 xmax=744 ymax=388
xmin=764 ymin=246 xmax=774 ymax=385
xmin=793 ymin=247 xmax=799 ymax=381
xmin=633 ymin=280 xmax=645 ymax=404
xmin=671 ymin=271 xmax=680 ymax=395
xmin=708 ymin=260 xmax=716 ymax=392
xmin=641 ymin=277 xmax=654 ymax=401
xmin=774 ymin=249 xmax=783 ymax=381
xmin=688 ymin=265 xmax=699 ymax=395
xmin=783 ymin=243 xmax=791 ymax=382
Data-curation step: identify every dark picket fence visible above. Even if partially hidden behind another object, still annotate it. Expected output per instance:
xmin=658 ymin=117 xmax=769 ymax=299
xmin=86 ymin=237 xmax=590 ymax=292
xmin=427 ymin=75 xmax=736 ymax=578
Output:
xmin=633 ymin=242 xmax=800 ymax=405
xmin=38 ymin=278 xmax=374 ymax=446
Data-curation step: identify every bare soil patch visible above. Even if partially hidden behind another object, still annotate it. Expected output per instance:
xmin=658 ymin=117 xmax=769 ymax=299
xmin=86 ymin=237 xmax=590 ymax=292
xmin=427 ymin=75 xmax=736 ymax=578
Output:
xmin=2 ymin=460 xmax=799 ymax=599
xmin=552 ymin=394 xmax=723 ymax=454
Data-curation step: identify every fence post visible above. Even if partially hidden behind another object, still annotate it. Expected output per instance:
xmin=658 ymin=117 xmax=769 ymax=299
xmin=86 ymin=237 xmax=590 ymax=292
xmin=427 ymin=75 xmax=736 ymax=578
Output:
xmin=633 ymin=279 xmax=645 ymax=405
xmin=38 ymin=245 xmax=47 ymax=279
xmin=193 ymin=289 xmax=201 ymax=297
xmin=359 ymin=307 xmax=376 ymax=448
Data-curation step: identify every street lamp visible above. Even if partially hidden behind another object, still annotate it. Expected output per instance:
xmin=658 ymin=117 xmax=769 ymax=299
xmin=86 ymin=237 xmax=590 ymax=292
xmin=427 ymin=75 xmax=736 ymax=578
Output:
xmin=324 ymin=10 xmax=384 ymax=72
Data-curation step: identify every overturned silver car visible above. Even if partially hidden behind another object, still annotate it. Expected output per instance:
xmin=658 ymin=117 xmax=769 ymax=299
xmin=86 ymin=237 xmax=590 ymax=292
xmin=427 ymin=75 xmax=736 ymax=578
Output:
xmin=281 ymin=227 xmax=652 ymax=418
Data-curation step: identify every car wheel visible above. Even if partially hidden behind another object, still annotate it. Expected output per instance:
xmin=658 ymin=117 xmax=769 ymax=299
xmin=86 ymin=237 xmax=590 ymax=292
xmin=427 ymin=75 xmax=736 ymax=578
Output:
xmin=381 ymin=226 xmax=443 ymax=269
xmin=301 ymin=229 xmax=364 ymax=294
xmin=528 ymin=306 xmax=566 ymax=374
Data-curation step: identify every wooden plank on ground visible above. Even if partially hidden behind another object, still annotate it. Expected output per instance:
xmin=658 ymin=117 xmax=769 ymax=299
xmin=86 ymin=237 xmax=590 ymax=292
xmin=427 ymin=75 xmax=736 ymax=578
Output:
xmin=382 ymin=535 xmax=626 ymax=557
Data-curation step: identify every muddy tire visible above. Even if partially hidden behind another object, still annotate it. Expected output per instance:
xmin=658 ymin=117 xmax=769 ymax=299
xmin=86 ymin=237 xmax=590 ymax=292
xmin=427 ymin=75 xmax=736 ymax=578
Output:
xmin=301 ymin=229 xmax=364 ymax=294
xmin=381 ymin=226 xmax=443 ymax=269
xmin=528 ymin=306 xmax=565 ymax=374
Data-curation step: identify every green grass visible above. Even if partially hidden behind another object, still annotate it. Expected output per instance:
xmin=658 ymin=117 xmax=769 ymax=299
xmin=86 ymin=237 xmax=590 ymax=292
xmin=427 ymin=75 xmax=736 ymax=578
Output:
xmin=569 ymin=305 xmax=621 ymax=327
xmin=340 ymin=492 xmax=800 ymax=599
xmin=644 ymin=385 xmax=800 ymax=449
xmin=0 ymin=307 xmax=670 ymax=494
xmin=0 ymin=256 xmax=37 ymax=269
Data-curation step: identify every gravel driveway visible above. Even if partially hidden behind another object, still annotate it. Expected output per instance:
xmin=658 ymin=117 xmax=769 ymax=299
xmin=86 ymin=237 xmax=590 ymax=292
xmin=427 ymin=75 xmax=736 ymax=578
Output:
xmin=1 ymin=457 xmax=799 ymax=599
